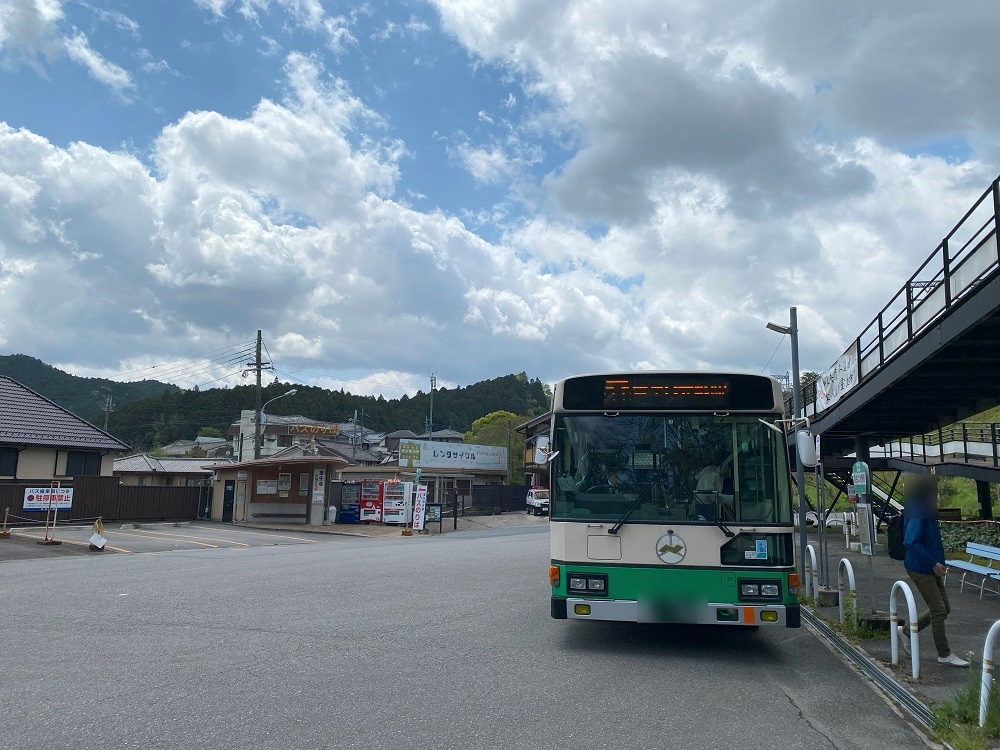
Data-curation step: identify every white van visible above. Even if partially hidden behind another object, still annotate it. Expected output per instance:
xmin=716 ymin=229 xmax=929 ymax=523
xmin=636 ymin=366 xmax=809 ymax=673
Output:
xmin=526 ymin=487 xmax=550 ymax=516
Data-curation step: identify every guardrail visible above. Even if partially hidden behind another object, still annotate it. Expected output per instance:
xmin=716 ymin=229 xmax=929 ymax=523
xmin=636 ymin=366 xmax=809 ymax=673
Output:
xmin=789 ymin=175 xmax=1000 ymax=421
xmin=890 ymin=580 xmax=921 ymax=679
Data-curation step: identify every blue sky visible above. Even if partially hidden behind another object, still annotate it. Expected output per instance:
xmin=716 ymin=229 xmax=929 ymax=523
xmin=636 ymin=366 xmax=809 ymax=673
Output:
xmin=0 ymin=0 xmax=997 ymax=398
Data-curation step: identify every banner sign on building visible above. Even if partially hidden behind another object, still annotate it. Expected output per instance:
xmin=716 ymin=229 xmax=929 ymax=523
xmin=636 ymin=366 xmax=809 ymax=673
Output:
xmin=398 ymin=440 xmax=507 ymax=471
xmin=815 ymin=342 xmax=860 ymax=411
xmin=23 ymin=487 xmax=73 ymax=511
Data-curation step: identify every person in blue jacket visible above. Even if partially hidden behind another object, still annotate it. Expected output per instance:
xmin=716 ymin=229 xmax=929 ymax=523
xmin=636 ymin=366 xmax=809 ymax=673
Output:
xmin=900 ymin=473 xmax=968 ymax=667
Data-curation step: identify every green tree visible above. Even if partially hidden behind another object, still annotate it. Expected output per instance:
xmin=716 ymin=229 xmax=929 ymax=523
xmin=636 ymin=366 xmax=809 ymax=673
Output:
xmin=465 ymin=410 xmax=532 ymax=484
xmin=197 ymin=426 xmax=224 ymax=438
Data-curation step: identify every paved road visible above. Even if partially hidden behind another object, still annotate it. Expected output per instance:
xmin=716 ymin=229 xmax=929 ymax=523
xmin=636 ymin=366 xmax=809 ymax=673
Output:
xmin=1 ymin=525 xmax=930 ymax=749
xmin=0 ymin=522 xmax=328 ymax=560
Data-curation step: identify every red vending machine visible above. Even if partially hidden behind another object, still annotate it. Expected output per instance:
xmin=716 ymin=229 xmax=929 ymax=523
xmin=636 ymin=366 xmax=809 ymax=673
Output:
xmin=359 ymin=479 xmax=383 ymax=523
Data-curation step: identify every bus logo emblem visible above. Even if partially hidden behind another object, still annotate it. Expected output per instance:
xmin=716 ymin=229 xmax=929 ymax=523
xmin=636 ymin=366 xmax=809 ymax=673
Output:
xmin=656 ymin=532 xmax=687 ymax=564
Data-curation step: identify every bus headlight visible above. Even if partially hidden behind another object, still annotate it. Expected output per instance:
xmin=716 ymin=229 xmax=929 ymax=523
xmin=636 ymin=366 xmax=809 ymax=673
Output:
xmin=568 ymin=573 xmax=608 ymax=596
xmin=739 ymin=579 xmax=781 ymax=601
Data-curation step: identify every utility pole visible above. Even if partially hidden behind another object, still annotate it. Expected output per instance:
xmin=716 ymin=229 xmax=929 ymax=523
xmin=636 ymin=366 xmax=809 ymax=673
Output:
xmin=102 ymin=394 xmax=115 ymax=432
xmin=252 ymin=330 xmax=266 ymax=460
xmin=506 ymin=419 xmax=511 ymax=485
xmin=428 ymin=372 xmax=436 ymax=441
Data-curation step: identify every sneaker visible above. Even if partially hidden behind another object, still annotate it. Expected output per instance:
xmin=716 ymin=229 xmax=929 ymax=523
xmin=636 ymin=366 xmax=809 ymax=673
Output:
xmin=898 ymin=625 xmax=910 ymax=656
xmin=937 ymin=654 xmax=970 ymax=667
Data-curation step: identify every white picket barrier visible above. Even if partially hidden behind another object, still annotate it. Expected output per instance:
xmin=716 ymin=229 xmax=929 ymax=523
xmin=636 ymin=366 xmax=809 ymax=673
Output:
xmin=980 ymin=620 xmax=1000 ymax=726
xmin=838 ymin=558 xmax=857 ymax=627
xmin=889 ymin=580 xmax=921 ymax=679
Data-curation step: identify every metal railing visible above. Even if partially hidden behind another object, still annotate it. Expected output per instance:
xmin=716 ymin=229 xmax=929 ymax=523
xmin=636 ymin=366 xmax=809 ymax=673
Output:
xmin=792 ymin=175 xmax=1000 ymax=420
xmin=869 ymin=422 xmax=1000 ymax=467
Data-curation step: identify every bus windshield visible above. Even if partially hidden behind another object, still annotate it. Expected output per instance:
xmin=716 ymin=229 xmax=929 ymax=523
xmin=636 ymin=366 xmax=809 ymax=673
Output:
xmin=550 ymin=414 xmax=791 ymax=525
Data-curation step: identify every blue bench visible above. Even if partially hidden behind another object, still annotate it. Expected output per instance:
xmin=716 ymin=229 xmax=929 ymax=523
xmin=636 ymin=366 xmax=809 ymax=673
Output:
xmin=945 ymin=542 xmax=1000 ymax=599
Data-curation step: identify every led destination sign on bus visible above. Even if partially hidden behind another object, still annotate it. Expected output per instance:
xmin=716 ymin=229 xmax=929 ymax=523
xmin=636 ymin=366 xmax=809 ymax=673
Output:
xmin=561 ymin=374 xmax=777 ymax=411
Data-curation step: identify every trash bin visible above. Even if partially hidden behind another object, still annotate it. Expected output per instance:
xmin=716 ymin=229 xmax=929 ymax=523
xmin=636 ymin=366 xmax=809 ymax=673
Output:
xmin=326 ymin=505 xmax=338 ymax=524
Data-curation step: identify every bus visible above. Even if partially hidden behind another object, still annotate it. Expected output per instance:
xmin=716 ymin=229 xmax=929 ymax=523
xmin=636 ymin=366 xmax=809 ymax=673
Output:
xmin=547 ymin=372 xmax=800 ymax=628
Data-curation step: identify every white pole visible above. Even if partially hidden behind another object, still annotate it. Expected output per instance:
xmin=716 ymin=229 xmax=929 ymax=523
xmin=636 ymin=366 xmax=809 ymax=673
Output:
xmin=805 ymin=544 xmax=819 ymax=601
xmin=890 ymin=580 xmax=921 ymax=679
xmin=838 ymin=558 xmax=857 ymax=626
xmin=981 ymin=619 xmax=1000 ymax=726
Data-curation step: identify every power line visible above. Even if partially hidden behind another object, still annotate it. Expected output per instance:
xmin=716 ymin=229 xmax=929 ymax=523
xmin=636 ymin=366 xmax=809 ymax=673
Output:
xmin=760 ymin=334 xmax=786 ymax=374
xmin=104 ymin=341 xmax=257 ymax=381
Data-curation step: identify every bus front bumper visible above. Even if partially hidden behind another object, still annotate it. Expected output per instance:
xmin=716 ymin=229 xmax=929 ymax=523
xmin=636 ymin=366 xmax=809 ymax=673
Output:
xmin=557 ymin=597 xmax=800 ymax=627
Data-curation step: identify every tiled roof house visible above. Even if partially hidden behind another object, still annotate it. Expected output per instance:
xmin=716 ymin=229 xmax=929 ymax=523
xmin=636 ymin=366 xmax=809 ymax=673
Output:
xmin=0 ymin=375 xmax=130 ymax=482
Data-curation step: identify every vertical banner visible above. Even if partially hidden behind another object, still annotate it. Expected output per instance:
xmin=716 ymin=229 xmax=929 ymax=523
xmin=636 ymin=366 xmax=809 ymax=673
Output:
xmin=412 ymin=484 xmax=428 ymax=531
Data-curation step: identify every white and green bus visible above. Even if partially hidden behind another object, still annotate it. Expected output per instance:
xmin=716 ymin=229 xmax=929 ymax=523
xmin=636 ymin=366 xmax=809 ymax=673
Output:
xmin=548 ymin=372 xmax=800 ymax=628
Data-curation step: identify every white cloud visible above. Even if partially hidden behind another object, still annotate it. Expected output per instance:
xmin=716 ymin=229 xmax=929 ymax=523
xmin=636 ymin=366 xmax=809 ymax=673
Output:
xmin=1 ymin=2 xmax=997 ymax=399
xmin=195 ymin=0 xmax=356 ymax=53
xmin=63 ymin=31 xmax=133 ymax=90
xmin=0 ymin=0 xmax=133 ymax=92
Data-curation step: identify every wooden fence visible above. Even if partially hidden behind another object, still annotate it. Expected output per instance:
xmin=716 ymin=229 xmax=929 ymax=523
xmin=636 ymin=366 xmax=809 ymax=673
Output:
xmin=0 ymin=476 xmax=202 ymax=524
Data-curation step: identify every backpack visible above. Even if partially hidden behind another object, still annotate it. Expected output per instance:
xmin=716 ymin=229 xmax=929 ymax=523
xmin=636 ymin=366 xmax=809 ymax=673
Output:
xmin=887 ymin=512 xmax=905 ymax=561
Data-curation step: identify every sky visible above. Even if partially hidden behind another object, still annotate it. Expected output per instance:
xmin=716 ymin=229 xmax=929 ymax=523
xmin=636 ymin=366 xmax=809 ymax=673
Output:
xmin=0 ymin=0 xmax=997 ymax=398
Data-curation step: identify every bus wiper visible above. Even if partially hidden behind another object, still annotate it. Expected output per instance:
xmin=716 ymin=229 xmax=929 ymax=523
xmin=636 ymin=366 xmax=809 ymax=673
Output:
xmin=716 ymin=522 xmax=736 ymax=538
xmin=608 ymin=494 xmax=646 ymax=535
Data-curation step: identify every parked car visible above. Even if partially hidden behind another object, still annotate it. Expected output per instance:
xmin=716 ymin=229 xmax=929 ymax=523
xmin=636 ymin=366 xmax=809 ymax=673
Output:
xmin=526 ymin=487 xmax=550 ymax=516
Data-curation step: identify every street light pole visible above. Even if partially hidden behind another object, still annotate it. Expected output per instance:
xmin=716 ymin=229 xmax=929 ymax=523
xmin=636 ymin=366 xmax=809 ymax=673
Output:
xmin=255 ymin=389 xmax=298 ymax=460
xmin=767 ymin=307 xmax=808 ymax=580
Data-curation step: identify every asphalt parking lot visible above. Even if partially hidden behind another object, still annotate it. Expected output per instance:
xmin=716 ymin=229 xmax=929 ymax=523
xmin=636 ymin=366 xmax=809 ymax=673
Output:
xmin=0 ymin=521 xmax=334 ymax=561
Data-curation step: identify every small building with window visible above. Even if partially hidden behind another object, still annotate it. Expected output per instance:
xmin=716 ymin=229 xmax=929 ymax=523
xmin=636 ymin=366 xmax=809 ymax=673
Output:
xmin=114 ymin=455 xmax=235 ymax=486
xmin=0 ymin=375 xmax=129 ymax=483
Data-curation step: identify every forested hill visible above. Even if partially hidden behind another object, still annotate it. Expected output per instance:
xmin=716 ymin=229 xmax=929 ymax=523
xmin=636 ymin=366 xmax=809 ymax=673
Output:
xmin=0 ymin=354 xmax=179 ymax=421
xmin=105 ymin=372 xmax=551 ymax=452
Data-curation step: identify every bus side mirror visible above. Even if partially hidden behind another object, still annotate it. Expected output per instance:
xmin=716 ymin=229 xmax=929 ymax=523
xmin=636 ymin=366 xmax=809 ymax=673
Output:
xmin=796 ymin=430 xmax=818 ymax=468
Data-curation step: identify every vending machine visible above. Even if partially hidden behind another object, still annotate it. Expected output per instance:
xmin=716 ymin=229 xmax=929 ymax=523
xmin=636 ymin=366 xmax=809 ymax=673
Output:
xmin=339 ymin=482 xmax=361 ymax=524
xmin=381 ymin=481 xmax=413 ymax=525
xmin=359 ymin=479 xmax=383 ymax=523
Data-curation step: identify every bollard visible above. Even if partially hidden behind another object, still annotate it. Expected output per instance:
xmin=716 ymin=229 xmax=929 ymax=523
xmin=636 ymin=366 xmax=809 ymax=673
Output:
xmin=838 ymin=558 xmax=857 ymax=627
xmin=890 ymin=580 xmax=921 ymax=679
xmin=0 ymin=507 xmax=9 ymax=539
xmin=804 ymin=544 xmax=819 ymax=601
xmin=980 ymin=620 xmax=1000 ymax=726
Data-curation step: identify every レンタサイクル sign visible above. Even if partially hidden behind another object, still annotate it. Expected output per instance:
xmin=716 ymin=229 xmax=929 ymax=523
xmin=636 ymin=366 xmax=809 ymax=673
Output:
xmin=397 ymin=440 xmax=507 ymax=471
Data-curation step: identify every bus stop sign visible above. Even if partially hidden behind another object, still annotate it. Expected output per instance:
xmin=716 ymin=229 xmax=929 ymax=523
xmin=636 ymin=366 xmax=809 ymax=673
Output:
xmin=851 ymin=461 xmax=870 ymax=500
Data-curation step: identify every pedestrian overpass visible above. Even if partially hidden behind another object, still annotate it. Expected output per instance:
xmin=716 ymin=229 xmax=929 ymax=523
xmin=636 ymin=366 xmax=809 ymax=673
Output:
xmin=791 ymin=175 xmax=1000 ymax=520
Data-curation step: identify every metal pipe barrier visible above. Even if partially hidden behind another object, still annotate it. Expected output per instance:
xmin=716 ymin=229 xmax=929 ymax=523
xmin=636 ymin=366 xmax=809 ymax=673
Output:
xmin=890 ymin=580 xmax=921 ymax=679
xmin=804 ymin=544 xmax=819 ymax=600
xmin=838 ymin=558 xmax=857 ymax=627
xmin=981 ymin=619 xmax=1000 ymax=727
xmin=0 ymin=507 xmax=9 ymax=539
